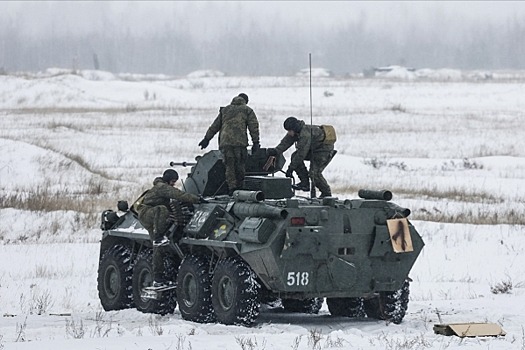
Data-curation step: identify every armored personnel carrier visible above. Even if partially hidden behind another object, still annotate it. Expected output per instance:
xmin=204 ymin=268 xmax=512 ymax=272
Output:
xmin=97 ymin=149 xmax=424 ymax=326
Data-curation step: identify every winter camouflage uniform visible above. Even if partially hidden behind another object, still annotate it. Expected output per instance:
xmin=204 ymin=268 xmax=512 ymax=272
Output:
xmin=137 ymin=177 xmax=200 ymax=282
xmin=274 ymin=120 xmax=334 ymax=196
xmin=203 ymin=96 xmax=260 ymax=192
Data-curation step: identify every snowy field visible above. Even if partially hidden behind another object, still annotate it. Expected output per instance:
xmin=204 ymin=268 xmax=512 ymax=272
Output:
xmin=1 ymin=68 xmax=525 ymax=349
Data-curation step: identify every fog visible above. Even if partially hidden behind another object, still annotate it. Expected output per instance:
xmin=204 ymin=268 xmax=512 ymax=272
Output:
xmin=1 ymin=1 xmax=525 ymax=75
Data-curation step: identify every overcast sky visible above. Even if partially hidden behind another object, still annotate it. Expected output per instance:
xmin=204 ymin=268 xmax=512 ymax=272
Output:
xmin=2 ymin=1 xmax=525 ymax=74
xmin=2 ymin=1 xmax=525 ymax=38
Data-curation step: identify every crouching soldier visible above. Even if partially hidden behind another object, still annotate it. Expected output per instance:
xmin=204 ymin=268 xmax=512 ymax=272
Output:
xmin=136 ymin=169 xmax=202 ymax=288
xmin=267 ymin=116 xmax=335 ymax=198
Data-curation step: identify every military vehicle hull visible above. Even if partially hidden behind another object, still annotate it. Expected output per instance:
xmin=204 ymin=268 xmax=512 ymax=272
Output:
xmin=97 ymin=150 xmax=424 ymax=326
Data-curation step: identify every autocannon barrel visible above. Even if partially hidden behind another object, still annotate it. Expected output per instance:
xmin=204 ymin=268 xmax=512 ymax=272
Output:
xmin=358 ymin=189 xmax=393 ymax=201
xmin=169 ymin=161 xmax=197 ymax=167
xmin=233 ymin=190 xmax=265 ymax=202
xmin=233 ymin=202 xmax=288 ymax=219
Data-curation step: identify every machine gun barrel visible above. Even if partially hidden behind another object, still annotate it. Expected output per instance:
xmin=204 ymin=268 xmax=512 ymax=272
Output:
xmin=358 ymin=189 xmax=393 ymax=201
xmin=170 ymin=161 xmax=197 ymax=167
xmin=233 ymin=202 xmax=288 ymax=219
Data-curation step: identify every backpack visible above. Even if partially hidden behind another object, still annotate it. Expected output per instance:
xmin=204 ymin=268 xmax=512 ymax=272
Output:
xmin=321 ymin=125 xmax=337 ymax=144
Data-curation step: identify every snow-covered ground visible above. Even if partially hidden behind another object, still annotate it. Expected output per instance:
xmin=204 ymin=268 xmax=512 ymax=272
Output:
xmin=0 ymin=69 xmax=524 ymax=349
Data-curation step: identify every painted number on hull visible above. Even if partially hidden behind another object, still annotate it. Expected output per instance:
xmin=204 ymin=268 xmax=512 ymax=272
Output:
xmin=287 ymin=272 xmax=309 ymax=286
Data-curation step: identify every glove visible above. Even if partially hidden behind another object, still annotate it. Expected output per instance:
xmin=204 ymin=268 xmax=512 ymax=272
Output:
xmin=199 ymin=196 xmax=209 ymax=204
xmin=285 ymin=167 xmax=293 ymax=178
xmin=251 ymin=142 xmax=260 ymax=153
xmin=198 ymin=138 xmax=209 ymax=149
xmin=266 ymin=148 xmax=278 ymax=156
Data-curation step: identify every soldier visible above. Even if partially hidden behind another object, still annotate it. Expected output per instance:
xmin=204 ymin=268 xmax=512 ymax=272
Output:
xmin=198 ymin=93 xmax=260 ymax=195
xmin=136 ymin=169 xmax=202 ymax=288
xmin=267 ymin=116 xmax=334 ymax=198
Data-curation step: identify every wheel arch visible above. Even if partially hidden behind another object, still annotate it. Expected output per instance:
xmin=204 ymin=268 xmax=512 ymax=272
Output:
xmin=99 ymin=234 xmax=150 ymax=262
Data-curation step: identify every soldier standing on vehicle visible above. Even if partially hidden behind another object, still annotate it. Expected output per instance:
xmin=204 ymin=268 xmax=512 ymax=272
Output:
xmin=136 ymin=169 xmax=201 ymax=288
xmin=267 ymin=116 xmax=335 ymax=198
xmin=198 ymin=93 xmax=260 ymax=195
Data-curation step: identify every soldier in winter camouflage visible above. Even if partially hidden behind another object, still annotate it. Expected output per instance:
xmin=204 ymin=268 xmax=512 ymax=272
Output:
xmin=267 ymin=116 xmax=335 ymax=198
xmin=136 ymin=169 xmax=201 ymax=288
xmin=198 ymin=93 xmax=260 ymax=195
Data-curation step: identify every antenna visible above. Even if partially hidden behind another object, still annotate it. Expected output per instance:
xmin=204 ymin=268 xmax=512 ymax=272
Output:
xmin=309 ymin=53 xmax=313 ymax=128
xmin=309 ymin=53 xmax=316 ymax=198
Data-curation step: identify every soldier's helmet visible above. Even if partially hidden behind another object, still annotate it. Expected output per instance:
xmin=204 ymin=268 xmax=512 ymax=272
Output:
xmin=162 ymin=169 xmax=179 ymax=183
xmin=283 ymin=116 xmax=301 ymax=133
xmin=238 ymin=93 xmax=249 ymax=104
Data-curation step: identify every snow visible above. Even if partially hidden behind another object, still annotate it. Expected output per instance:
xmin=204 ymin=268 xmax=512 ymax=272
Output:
xmin=187 ymin=70 xmax=226 ymax=78
xmin=296 ymin=68 xmax=333 ymax=77
xmin=1 ymin=69 xmax=525 ymax=349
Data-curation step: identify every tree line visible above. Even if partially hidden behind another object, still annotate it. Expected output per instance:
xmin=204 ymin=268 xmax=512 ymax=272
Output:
xmin=1 ymin=15 xmax=524 ymax=75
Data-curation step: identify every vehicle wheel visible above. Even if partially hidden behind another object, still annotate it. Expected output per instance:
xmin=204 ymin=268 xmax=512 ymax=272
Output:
xmin=211 ymin=256 xmax=260 ymax=326
xmin=176 ymin=254 xmax=215 ymax=323
xmin=327 ymin=297 xmax=366 ymax=317
xmin=363 ymin=297 xmax=381 ymax=319
xmin=281 ymin=298 xmax=324 ymax=314
xmin=364 ymin=280 xmax=410 ymax=324
xmin=97 ymin=244 xmax=134 ymax=311
xmin=132 ymin=249 xmax=177 ymax=316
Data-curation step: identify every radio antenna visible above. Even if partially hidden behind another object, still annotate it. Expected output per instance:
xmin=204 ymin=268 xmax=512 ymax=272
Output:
xmin=309 ymin=53 xmax=313 ymax=128
xmin=309 ymin=53 xmax=316 ymax=198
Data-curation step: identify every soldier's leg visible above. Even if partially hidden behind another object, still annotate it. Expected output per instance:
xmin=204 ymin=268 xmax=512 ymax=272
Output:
xmin=234 ymin=147 xmax=248 ymax=189
xmin=311 ymin=152 xmax=331 ymax=195
xmin=291 ymin=152 xmax=310 ymax=184
xmin=221 ymin=146 xmax=237 ymax=192
xmin=138 ymin=208 xmax=155 ymax=240
xmin=139 ymin=208 xmax=167 ymax=283
xmin=152 ymin=245 xmax=170 ymax=283
xmin=152 ymin=205 xmax=170 ymax=282
xmin=152 ymin=205 xmax=170 ymax=240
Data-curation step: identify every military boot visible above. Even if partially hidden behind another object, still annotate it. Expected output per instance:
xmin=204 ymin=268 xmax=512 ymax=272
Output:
xmin=292 ymin=180 xmax=310 ymax=192
xmin=152 ymin=236 xmax=169 ymax=247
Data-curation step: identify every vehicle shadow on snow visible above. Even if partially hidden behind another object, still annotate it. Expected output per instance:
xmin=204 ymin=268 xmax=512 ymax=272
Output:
xmin=255 ymin=306 xmax=382 ymax=329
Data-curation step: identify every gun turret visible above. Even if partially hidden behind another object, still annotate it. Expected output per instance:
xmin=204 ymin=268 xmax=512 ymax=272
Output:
xmin=181 ymin=150 xmax=287 ymax=198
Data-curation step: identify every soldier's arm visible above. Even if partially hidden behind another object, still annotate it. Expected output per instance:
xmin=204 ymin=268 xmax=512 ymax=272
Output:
xmin=204 ymin=109 xmax=223 ymax=141
xmin=274 ymin=134 xmax=295 ymax=154
xmin=168 ymin=186 xmax=200 ymax=204
xmin=246 ymin=109 xmax=260 ymax=145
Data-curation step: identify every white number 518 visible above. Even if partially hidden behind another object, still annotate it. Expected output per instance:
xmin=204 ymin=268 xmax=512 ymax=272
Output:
xmin=287 ymin=272 xmax=309 ymax=286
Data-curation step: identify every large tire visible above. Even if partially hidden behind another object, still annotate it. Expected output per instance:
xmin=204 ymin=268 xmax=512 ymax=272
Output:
xmin=363 ymin=297 xmax=381 ymax=319
xmin=132 ymin=249 xmax=177 ymax=316
xmin=176 ymin=254 xmax=215 ymax=323
xmin=97 ymin=244 xmax=134 ymax=311
xmin=281 ymin=298 xmax=324 ymax=314
xmin=211 ymin=256 xmax=260 ymax=326
xmin=327 ymin=297 xmax=366 ymax=317
xmin=364 ymin=280 xmax=410 ymax=324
